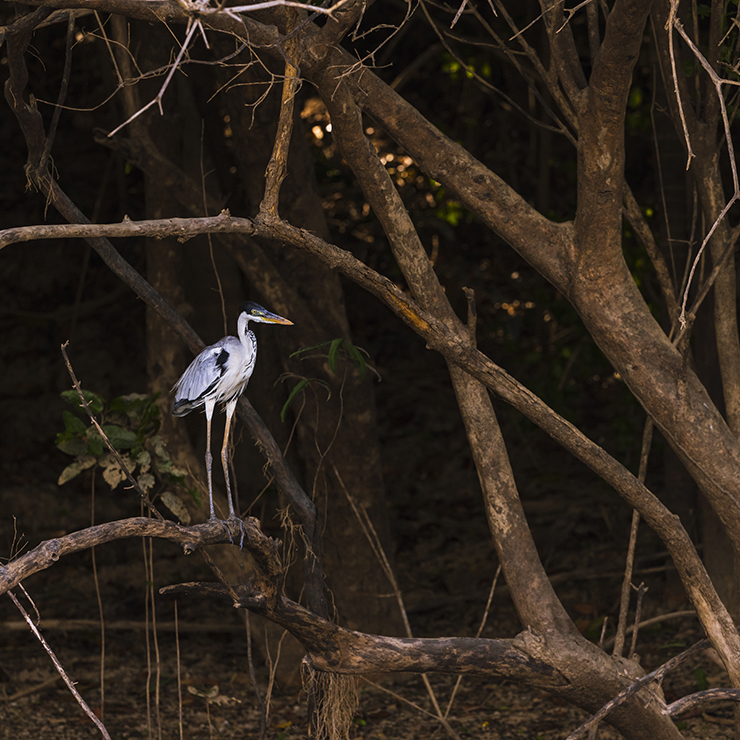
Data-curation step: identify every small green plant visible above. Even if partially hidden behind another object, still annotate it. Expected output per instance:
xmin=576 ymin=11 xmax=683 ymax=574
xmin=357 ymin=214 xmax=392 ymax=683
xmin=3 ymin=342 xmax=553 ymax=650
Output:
xmin=55 ymin=389 xmax=196 ymax=514
xmin=280 ymin=338 xmax=372 ymax=422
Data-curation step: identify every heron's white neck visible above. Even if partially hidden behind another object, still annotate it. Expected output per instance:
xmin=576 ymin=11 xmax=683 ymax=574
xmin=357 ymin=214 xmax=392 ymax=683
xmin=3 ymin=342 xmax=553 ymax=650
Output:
xmin=237 ymin=313 xmax=251 ymax=344
xmin=237 ymin=312 xmax=260 ymax=351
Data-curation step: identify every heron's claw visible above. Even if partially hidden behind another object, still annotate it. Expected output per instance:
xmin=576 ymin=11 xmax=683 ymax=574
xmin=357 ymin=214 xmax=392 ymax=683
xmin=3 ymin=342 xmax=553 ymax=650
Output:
xmin=227 ymin=514 xmax=246 ymax=549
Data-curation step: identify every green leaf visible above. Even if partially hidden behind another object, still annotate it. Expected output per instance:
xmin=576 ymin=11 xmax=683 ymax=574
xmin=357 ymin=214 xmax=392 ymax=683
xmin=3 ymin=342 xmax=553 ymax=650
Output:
xmin=289 ymin=340 xmax=332 ymax=359
xmin=62 ymin=410 xmax=87 ymax=435
xmin=188 ymin=486 xmax=202 ymax=507
xmin=102 ymin=424 xmax=137 ymax=450
xmin=56 ymin=437 xmax=89 ymax=457
xmin=151 ymin=435 xmax=168 ymax=459
xmin=290 ymin=339 xmax=370 ymax=381
xmin=281 ymin=379 xmax=310 ymax=422
xmin=58 ymin=464 xmax=81 ymax=486
xmin=327 ymin=338 xmax=343 ymax=374
xmin=61 ymin=389 xmax=104 ymax=415
xmin=138 ymin=397 xmax=161 ymax=428
xmin=135 ymin=449 xmax=152 ymax=469
xmin=280 ymin=378 xmax=331 ymax=422
xmin=344 ymin=341 xmax=367 ymax=381
xmin=119 ymin=392 xmax=148 ymax=404
xmin=86 ymin=429 xmax=105 ymax=457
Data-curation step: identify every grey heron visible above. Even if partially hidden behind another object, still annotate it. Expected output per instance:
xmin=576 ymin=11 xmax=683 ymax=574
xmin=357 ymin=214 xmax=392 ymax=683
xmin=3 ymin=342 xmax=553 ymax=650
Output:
xmin=172 ymin=301 xmax=293 ymax=521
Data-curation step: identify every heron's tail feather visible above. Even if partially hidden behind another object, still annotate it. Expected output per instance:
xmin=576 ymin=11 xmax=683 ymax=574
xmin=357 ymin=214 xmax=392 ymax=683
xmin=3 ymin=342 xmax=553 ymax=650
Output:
xmin=172 ymin=398 xmax=201 ymax=416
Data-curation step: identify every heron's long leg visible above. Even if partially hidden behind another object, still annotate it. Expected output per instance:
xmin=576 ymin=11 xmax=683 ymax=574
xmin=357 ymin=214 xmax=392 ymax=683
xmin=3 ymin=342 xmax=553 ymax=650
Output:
xmin=222 ymin=398 xmax=238 ymax=518
xmin=205 ymin=399 xmax=216 ymax=520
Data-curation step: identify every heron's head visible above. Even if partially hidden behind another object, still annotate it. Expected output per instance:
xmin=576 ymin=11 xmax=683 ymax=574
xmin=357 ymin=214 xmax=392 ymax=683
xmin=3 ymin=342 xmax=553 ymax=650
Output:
xmin=239 ymin=301 xmax=294 ymax=326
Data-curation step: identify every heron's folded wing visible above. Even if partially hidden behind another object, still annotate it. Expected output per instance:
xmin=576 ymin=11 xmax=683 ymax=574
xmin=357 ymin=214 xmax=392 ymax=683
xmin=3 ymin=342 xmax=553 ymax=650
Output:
xmin=172 ymin=344 xmax=230 ymax=416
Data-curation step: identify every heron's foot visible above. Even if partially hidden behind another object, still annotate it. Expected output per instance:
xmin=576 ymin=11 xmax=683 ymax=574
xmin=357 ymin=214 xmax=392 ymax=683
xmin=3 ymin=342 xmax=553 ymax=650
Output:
xmin=227 ymin=514 xmax=246 ymax=549
xmin=207 ymin=514 xmax=236 ymax=544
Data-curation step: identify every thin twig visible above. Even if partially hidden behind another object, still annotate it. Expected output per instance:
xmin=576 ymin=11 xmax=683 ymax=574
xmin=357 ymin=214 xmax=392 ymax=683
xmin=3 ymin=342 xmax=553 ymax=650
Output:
xmin=8 ymin=589 xmax=112 ymax=740
xmin=244 ymin=610 xmax=268 ymax=740
xmin=629 ymin=583 xmax=648 ymax=659
xmin=90 ymin=469 xmax=106 ymax=722
xmin=666 ymin=1 xmax=695 ymax=169
xmin=175 ymin=601 xmax=184 ymax=740
xmin=613 ymin=419 xmax=653 ymax=658
xmin=360 ymin=676 xmax=447 ymax=721
xmin=666 ymin=688 xmax=740 ymax=716
xmin=664 ymin=1 xmax=740 ymax=329
xmin=444 ymin=565 xmax=502 ymax=719
xmin=149 ymin=536 xmax=163 ymax=740
xmin=40 ymin=10 xmax=76 ymax=171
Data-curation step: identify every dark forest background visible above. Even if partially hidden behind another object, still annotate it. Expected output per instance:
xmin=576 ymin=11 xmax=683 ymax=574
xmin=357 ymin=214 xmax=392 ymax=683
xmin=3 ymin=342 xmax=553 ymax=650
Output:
xmin=1 ymin=1 xmax=740 ymax=738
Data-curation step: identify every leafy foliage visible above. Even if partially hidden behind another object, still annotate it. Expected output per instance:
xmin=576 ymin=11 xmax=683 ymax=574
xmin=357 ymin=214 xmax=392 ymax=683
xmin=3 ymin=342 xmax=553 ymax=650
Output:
xmin=55 ymin=389 xmax=193 ymax=509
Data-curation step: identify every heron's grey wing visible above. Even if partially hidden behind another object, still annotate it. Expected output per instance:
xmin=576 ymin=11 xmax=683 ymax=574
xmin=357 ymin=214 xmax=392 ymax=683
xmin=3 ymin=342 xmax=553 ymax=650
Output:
xmin=172 ymin=339 xmax=232 ymax=416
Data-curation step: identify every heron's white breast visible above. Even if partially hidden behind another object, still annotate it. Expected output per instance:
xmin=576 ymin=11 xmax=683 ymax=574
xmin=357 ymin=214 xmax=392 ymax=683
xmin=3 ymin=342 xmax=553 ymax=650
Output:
xmin=218 ymin=333 xmax=257 ymax=402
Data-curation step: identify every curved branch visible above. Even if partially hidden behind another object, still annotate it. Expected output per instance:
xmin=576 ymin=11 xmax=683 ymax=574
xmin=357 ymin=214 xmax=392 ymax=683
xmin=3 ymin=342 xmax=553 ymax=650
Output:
xmin=164 ymin=577 xmax=571 ymax=685
xmin=0 ymin=517 xmax=279 ymax=597
xmin=566 ymin=633 xmax=712 ymax=739
xmin=665 ymin=687 xmax=740 ymax=717
xmin=251 ymin=214 xmax=740 ymax=678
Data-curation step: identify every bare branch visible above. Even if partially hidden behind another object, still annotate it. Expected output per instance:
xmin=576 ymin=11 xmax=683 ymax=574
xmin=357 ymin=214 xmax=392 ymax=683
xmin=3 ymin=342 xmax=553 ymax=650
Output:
xmin=6 ymin=198 xmax=734 ymax=661
xmin=316 ymin=0 xmax=369 ymax=47
xmin=665 ymin=687 xmax=740 ymax=717
xmin=2 ymin=206 xmax=736 ymax=667
xmin=0 ymin=518 xmax=265 ymax=596
xmin=665 ymin=1 xmax=695 ymax=168
xmin=39 ymin=10 xmax=76 ymax=170
xmin=567 ymin=635 xmax=715 ymax=739
xmin=9 ymin=589 xmax=112 ymax=740
xmin=0 ymin=212 xmax=255 ymax=248
xmin=260 ymin=15 xmax=301 ymax=218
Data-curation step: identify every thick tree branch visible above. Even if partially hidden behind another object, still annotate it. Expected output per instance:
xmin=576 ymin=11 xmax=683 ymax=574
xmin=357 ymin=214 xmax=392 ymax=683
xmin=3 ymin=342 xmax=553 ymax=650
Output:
xmin=315 ymin=0 xmax=368 ymax=48
xmin=0 ymin=517 xmax=276 ymax=596
xmin=575 ymin=0 xmax=654 ymax=267
xmin=299 ymin=44 xmax=576 ymax=289
xmin=249 ymin=215 xmax=740 ymax=682
xmin=163 ymin=577 xmax=570 ymax=684
xmin=306 ymin=2 xmax=740 ymax=640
